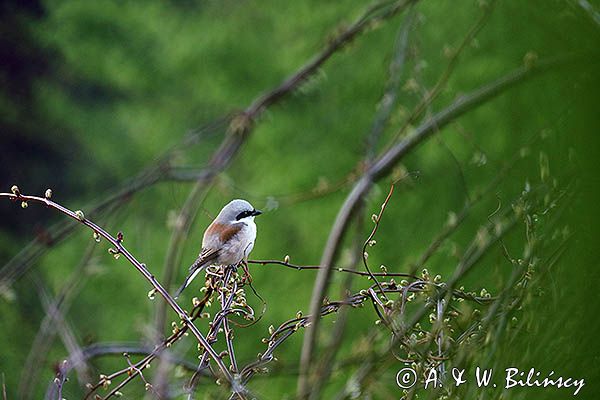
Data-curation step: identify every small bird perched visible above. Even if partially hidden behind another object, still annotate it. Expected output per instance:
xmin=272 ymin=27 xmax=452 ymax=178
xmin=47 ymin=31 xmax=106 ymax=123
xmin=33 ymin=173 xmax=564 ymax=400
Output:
xmin=174 ymin=199 xmax=262 ymax=299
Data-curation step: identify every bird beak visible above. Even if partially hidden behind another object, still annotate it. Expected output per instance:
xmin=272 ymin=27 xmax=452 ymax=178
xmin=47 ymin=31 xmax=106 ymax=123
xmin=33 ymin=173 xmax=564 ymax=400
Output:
xmin=252 ymin=209 xmax=262 ymax=216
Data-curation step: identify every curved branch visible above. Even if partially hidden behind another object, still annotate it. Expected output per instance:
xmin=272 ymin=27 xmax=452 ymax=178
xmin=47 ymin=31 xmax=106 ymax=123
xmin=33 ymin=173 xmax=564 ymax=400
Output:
xmin=298 ymin=54 xmax=568 ymax=396
xmin=43 ymin=342 xmax=206 ymax=399
xmin=0 ymin=191 xmax=237 ymax=397
xmin=1 ymin=0 xmax=417 ymax=290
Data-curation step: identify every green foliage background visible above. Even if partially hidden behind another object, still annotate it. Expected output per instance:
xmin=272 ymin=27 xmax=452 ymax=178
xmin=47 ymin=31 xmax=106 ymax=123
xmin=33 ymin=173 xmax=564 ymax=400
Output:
xmin=1 ymin=0 xmax=599 ymax=398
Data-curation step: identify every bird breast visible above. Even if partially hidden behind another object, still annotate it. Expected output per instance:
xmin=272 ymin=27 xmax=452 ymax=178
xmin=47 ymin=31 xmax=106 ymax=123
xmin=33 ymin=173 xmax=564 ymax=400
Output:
xmin=204 ymin=220 xmax=256 ymax=265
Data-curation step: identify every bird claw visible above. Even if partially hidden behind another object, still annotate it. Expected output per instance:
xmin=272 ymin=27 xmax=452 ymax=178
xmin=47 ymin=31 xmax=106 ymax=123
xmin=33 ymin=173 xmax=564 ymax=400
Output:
xmin=240 ymin=262 xmax=253 ymax=284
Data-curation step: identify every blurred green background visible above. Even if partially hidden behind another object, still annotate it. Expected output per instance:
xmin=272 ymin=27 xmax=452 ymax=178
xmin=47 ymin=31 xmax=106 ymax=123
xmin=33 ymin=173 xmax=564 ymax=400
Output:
xmin=1 ymin=0 xmax=599 ymax=399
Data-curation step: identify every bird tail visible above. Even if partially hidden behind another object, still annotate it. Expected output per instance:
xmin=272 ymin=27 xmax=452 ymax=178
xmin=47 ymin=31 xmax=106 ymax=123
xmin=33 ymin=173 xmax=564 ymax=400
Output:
xmin=173 ymin=264 xmax=207 ymax=299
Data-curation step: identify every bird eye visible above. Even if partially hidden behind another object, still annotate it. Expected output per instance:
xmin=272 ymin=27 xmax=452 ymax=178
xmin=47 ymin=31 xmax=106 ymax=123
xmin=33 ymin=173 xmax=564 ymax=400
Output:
xmin=236 ymin=210 xmax=251 ymax=220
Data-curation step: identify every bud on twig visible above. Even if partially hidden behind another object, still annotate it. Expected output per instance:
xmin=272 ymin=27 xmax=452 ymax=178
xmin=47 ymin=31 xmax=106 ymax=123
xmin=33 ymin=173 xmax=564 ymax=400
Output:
xmin=108 ymin=247 xmax=120 ymax=259
xmin=75 ymin=210 xmax=85 ymax=221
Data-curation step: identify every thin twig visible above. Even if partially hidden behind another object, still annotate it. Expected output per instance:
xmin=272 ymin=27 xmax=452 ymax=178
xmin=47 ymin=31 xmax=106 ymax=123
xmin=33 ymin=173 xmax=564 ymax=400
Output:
xmin=0 ymin=118 xmax=228 ymax=288
xmin=365 ymin=5 xmax=416 ymax=161
xmin=34 ymin=278 xmax=93 ymax=390
xmin=186 ymin=266 xmax=242 ymax=398
xmin=44 ymin=343 xmax=208 ymax=400
xmin=0 ymin=190 xmax=237 ymax=397
xmin=154 ymin=0 xmax=420 ymax=346
xmin=361 ymin=184 xmax=396 ymax=301
xmin=80 ymin=287 xmax=214 ymax=400
xmin=298 ymin=53 xmax=567 ymax=395
xmin=18 ymin=240 xmax=96 ymax=400
xmin=334 ymin=179 xmax=572 ymax=399
xmin=309 ymin=204 xmax=366 ymax=400
xmin=385 ymin=0 xmax=496 ymax=147
xmin=237 ymin=277 xmax=492 ymax=393
xmin=308 ymin=12 xmax=414 ymax=394
xmin=1 ymin=0 xmax=418 ymax=290
xmin=248 ymin=259 xmax=417 ymax=279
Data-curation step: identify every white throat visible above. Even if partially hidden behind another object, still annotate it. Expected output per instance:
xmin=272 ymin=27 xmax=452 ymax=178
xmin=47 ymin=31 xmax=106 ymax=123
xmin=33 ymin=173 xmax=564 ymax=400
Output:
xmin=238 ymin=216 xmax=256 ymax=225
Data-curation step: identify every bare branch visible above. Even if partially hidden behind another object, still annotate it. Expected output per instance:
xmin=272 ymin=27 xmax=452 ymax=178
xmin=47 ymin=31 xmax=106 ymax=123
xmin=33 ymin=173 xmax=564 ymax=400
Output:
xmin=0 ymin=0 xmax=418 ymax=290
xmin=360 ymin=183 xmax=396 ymax=301
xmin=365 ymin=5 xmax=415 ymax=161
xmin=0 ymin=190 xmax=236 ymax=396
xmin=80 ymin=287 xmax=213 ymax=400
xmin=334 ymin=180 xmax=572 ymax=399
xmin=245 ymin=0 xmax=418 ymax=118
xmin=248 ymin=259 xmax=417 ymax=279
xmin=44 ymin=343 xmax=207 ymax=399
xmin=154 ymin=0 xmax=422 ymax=344
xmin=298 ymin=53 xmax=568 ymax=395
xmin=18 ymin=242 xmax=95 ymax=400
xmin=309 ymin=206 xmax=367 ymax=399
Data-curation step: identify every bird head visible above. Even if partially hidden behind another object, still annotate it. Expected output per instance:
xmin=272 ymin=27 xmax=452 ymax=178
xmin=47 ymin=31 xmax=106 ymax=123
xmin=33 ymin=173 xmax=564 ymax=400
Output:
xmin=217 ymin=199 xmax=262 ymax=224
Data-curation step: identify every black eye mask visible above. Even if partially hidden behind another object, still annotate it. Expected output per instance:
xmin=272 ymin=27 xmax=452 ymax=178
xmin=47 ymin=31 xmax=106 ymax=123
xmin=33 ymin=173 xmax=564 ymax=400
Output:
xmin=236 ymin=209 xmax=262 ymax=220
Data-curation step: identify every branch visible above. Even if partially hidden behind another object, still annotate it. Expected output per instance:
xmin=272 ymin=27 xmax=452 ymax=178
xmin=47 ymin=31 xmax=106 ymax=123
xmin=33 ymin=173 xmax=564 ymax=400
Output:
xmin=35 ymin=278 xmax=93 ymax=392
xmin=360 ymin=183 xmax=396 ymax=301
xmin=0 ymin=189 xmax=237 ymax=397
xmin=385 ymin=0 xmax=496 ymax=147
xmin=245 ymin=0 xmax=418 ymax=117
xmin=1 ymin=0 xmax=418 ymax=289
xmin=155 ymin=0 xmax=420 ymax=339
xmin=298 ymin=53 xmax=568 ymax=395
xmin=334 ymin=180 xmax=572 ymax=399
xmin=365 ymin=5 xmax=415 ymax=161
xmin=309 ymin=205 xmax=367 ymax=400
xmin=248 ymin=259 xmax=417 ymax=279
xmin=80 ymin=287 xmax=214 ymax=400
xmin=185 ymin=267 xmax=242 ymax=399
xmin=44 ymin=343 xmax=206 ymax=399
xmin=306 ymin=10 xmax=415 ymax=393
xmin=18 ymin=241 xmax=95 ymax=400
xmin=0 ymin=121 xmax=223 ymax=287
xmin=576 ymin=0 xmax=600 ymax=28
xmin=237 ymin=277 xmax=492 ymax=393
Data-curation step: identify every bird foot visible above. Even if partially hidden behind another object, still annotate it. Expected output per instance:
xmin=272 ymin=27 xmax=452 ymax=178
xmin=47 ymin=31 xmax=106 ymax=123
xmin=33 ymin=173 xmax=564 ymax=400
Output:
xmin=240 ymin=262 xmax=253 ymax=285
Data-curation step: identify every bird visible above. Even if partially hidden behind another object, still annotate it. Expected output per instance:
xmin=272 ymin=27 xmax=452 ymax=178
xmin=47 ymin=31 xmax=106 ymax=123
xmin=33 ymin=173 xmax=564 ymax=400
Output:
xmin=174 ymin=199 xmax=262 ymax=299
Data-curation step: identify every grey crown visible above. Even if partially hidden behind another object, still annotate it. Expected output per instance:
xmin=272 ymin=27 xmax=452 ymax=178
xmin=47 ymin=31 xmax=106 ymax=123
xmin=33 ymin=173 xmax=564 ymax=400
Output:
xmin=216 ymin=199 xmax=256 ymax=222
